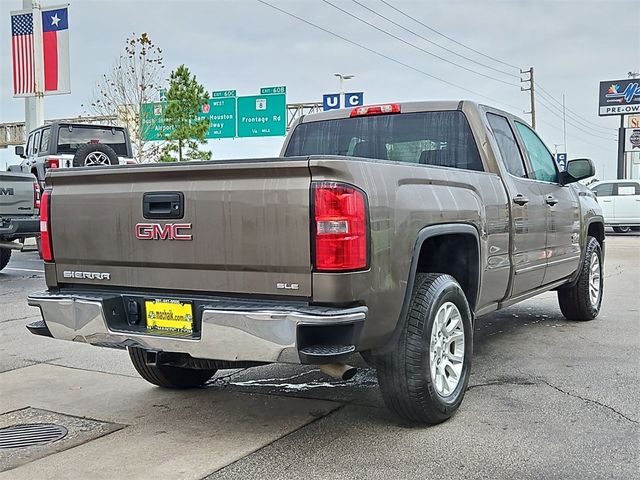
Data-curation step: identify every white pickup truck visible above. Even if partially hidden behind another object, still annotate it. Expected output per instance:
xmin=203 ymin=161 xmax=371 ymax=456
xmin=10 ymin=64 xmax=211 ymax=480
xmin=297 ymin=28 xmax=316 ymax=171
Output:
xmin=589 ymin=179 xmax=640 ymax=233
xmin=0 ymin=171 xmax=40 ymax=271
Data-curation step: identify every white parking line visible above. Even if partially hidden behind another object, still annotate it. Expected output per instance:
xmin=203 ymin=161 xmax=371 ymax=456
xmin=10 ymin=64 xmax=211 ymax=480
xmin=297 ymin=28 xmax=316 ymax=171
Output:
xmin=5 ymin=267 xmax=45 ymax=273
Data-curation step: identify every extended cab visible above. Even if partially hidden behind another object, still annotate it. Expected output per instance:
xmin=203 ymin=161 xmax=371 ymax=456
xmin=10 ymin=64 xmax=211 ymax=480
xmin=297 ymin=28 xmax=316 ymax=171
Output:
xmin=0 ymin=171 xmax=40 ymax=271
xmin=15 ymin=122 xmax=135 ymax=185
xmin=27 ymin=101 xmax=604 ymax=424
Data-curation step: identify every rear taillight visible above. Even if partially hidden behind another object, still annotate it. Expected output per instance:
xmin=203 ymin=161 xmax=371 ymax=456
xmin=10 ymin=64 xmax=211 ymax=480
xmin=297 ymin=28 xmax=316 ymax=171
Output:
xmin=40 ymin=189 xmax=53 ymax=262
xmin=33 ymin=182 xmax=40 ymax=211
xmin=350 ymin=104 xmax=401 ymax=117
xmin=312 ymin=182 xmax=368 ymax=271
xmin=46 ymin=157 xmax=60 ymax=169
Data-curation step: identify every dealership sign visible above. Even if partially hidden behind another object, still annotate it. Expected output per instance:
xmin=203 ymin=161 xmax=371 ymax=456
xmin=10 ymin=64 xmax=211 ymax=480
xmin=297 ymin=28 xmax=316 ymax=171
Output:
xmin=625 ymin=128 xmax=640 ymax=152
xmin=598 ymin=79 xmax=640 ymax=116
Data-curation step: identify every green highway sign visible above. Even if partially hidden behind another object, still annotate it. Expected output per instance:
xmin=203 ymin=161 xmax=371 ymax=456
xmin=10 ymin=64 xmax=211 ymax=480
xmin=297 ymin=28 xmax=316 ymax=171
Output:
xmin=212 ymin=90 xmax=236 ymax=98
xmin=141 ymin=87 xmax=287 ymax=141
xmin=141 ymin=102 xmax=170 ymax=141
xmin=237 ymin=93 xmax=286 ymax=138
xmin=141 ymin=97 xmax=237 ymax=141
xmin=203 ymin=96 xmax=236 ymax=138
xmin=260 ymin=86 xmax=286 ymax=95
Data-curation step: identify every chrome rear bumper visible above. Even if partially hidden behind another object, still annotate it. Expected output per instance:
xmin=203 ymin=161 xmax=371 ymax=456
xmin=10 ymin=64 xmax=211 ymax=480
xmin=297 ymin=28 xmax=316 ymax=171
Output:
xmin=28 ymin=291 xmax=366 ymax=364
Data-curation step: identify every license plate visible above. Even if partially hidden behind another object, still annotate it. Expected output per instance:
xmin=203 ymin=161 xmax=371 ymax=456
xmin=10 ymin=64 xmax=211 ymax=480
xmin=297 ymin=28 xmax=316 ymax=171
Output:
xmin=145 ymin=299 xmax=193 ymax=334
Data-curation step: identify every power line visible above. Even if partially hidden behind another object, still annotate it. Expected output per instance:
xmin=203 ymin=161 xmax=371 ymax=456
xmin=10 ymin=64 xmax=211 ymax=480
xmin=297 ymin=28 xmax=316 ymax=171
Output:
xmin=320 ymin=0 xmax=520 ymax=88
xmin=256 ymin=0 xmax=524 ymax=111
xmin=536 ymin=117 xmax=613 ymax=155
xmin=536 ymin=96 xmax=617 ymax=142
xmin=350 ymin=0 xmax=520 ymax=80
xmin=375 ymin=0 xmax=616 ymax=139
xmin=536 ymin=83 xmax=616 ymax=135
xmin=378 ymin=0 xmax=521 ymax=71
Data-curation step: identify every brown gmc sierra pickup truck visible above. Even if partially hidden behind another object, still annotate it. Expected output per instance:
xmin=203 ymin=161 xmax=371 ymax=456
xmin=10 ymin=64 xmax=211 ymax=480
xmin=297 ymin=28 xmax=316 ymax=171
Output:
xmin=27 ymin=101 xmax=604 ymax=424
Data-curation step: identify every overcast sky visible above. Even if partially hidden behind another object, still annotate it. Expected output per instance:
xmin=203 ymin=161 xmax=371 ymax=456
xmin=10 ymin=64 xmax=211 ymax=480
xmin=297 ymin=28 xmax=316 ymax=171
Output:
xmin=1 ymin=0 xmax=639 ymax=177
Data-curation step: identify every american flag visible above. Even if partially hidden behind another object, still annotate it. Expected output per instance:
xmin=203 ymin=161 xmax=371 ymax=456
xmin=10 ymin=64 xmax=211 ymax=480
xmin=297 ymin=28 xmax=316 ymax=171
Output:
xmin=11 ymin=12 xmax=35 ymax=95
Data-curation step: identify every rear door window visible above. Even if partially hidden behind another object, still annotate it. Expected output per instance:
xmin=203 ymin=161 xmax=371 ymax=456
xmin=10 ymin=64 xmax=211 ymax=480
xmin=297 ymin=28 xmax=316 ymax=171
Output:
xmin=57 ymin=126 xmax=127 ymax=156
xmin=284 ymin=111 xmax=484 ymax=172
xmin=32 ymin=131 xmax=41 ymax=156
xmin=40 ymin=128 xmax=51 ymax=154
xmin=615 ymin=183 xmax=640 ymax=195
xmin=486 ymin=113 xmax=527 ymax=178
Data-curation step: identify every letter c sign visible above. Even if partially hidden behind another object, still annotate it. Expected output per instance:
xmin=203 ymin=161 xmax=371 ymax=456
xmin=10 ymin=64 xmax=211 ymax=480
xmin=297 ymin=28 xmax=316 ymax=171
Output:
xmin=345 ymin=92 xmax=364 ymax=107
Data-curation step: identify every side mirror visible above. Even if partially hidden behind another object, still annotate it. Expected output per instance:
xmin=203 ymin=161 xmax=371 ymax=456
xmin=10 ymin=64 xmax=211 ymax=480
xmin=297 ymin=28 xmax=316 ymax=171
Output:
xmin=15 ymin=145 xmax=25 ymax=158
xmin=560 ymin=158 xmax=595 ymax=185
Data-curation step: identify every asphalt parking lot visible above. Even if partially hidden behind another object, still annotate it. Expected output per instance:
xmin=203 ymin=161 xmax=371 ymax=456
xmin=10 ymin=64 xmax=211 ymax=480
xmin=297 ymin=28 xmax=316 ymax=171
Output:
xmin=0 ymin=233 xmax=638 ymax=479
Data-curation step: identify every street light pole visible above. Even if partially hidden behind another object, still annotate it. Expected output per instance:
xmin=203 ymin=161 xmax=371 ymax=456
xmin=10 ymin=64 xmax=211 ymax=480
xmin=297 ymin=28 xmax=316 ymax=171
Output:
xmin=334 ymin=73 xmax=354 ymax=109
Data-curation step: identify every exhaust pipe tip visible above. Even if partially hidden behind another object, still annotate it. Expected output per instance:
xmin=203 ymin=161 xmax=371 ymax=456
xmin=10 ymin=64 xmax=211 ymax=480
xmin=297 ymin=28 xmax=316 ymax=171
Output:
xmin=319 ymin=363 xmax=358 ymax=381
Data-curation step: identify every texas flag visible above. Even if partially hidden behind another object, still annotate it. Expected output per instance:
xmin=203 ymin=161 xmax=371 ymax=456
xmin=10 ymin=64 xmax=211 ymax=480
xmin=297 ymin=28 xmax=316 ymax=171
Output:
xmin=41 ymin=6 xmax=70 ymax=94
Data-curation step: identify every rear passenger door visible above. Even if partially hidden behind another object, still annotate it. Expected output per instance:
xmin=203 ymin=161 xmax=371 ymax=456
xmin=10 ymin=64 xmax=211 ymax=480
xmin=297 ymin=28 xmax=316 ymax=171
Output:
xmin=487 ymin=113 xmax=548 ymax=296
xmin=513 ymin=122 xmax=581 ymax=285
xmin=613 ymin=182 xmax=640 ymax=224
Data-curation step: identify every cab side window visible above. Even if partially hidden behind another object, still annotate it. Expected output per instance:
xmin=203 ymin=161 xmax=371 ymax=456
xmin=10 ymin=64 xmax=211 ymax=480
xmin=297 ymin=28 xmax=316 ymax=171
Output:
xmin=487 ymin=113 xmax=527 ymax=178
xmin=591 ymin=183 xmax=613 ymax=197
xmin=514 ymin=122 xmax=558 ymax=183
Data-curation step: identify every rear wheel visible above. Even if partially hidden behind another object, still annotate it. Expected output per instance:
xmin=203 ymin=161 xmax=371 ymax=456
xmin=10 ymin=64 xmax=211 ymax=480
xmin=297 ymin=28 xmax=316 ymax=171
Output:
xmin=557 ymin=236 xmax=603 ymax=321
xmin=612 ymin=226 xmax=631 ymax=234
xmin=376 ymin=273 xmax=473 ymax=424
xmin=0 ymin=248 xmax=11 ymax=272
xmin=128 ymin=347 xmax=217 ymax=388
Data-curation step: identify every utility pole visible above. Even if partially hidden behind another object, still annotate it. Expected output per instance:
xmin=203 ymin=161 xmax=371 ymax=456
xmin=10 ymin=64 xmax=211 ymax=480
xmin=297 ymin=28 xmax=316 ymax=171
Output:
xmin=23 ymin=0 xmax=45 ymax=136
xmin=520 ymin=67 xmax=536 ymax=129
xmin=562 ymin=93 xmax=567 ymax=153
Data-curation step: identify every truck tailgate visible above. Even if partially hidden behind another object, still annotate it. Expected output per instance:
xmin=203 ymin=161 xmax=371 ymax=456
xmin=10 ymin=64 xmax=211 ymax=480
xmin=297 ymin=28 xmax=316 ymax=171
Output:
xmin=48 ymin=159 xmax=312 ymax=296
xmin=0 ymin=172 xmax=35 ymax=216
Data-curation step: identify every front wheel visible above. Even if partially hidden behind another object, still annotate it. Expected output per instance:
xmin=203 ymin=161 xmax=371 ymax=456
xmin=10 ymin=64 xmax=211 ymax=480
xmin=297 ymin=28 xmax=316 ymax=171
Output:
xmin=128 ymin=347 xmax=217 ymax=388
xmin=376 ymin=273 xmax=473 ymax=424
xmin=557 ymin=236 xmax=603 ymax=321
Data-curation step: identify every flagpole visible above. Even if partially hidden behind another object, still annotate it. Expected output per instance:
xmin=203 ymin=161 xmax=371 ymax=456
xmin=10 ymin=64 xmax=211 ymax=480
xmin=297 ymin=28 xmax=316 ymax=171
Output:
xmin=23 ymin=0 xmax=44 ymax=135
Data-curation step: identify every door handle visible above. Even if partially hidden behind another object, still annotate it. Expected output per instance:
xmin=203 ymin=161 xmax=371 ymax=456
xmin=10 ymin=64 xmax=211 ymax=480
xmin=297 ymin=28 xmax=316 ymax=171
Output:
xmin=143 ymin=192 xmax=184 ymax=219
xmin=545 ymin=195 xmax=558 ymax=206
xmin=512 ymin=194 xmax=529 ymax=206
xmin=602 ymin=199 xmax=612 ymax=202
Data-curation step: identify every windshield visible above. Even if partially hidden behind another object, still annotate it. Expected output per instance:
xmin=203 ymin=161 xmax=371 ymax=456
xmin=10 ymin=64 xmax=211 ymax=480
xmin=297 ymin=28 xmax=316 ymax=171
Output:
xmin=57 ymin=126 xmax=128 ymax=156
xmin=284 ymin=110 xmax=483 ymax=171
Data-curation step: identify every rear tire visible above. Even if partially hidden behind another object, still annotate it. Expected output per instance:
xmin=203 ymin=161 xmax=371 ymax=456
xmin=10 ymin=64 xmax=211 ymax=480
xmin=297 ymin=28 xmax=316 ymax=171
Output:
xmin=0 ymin=248 xmax=12 ymax=272
xmin=376 ymin=273 xmax=473 ymax=424
xmin=128 ymin=347 xmax=217 ymax=388
xmin=612 ymin=226 xmax=631 ymax=234
xmin=557 ymin=236 xmax=603 ymax=321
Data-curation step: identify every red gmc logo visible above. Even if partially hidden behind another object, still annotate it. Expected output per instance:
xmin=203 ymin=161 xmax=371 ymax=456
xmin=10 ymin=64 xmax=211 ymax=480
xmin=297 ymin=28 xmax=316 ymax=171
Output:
xmin=135 ymin=223 xmax=193 ymax=241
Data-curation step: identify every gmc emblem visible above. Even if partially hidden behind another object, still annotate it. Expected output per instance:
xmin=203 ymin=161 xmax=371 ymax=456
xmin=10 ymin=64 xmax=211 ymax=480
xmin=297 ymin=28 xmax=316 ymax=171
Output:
xmin=135 ymin=223 xmax=192 ymax=241
xmin=0 ymin=188 xmax=15 ymax=196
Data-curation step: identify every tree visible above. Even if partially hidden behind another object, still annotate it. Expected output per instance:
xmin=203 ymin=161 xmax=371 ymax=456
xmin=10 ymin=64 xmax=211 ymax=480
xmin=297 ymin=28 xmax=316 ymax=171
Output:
xmin=83 ymin=32 xmax=164 ymax=162
xmin=160 ymin=65 xmax=211 ymax=162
